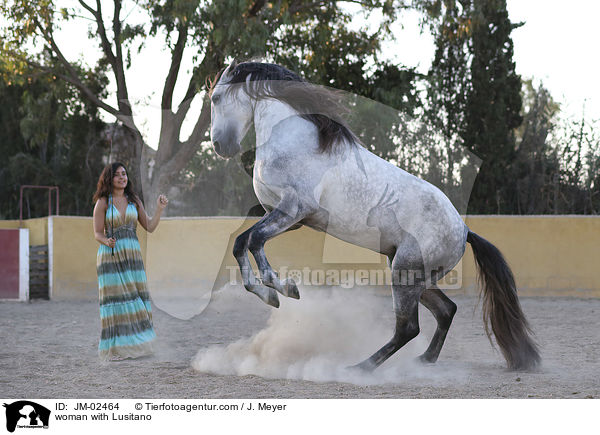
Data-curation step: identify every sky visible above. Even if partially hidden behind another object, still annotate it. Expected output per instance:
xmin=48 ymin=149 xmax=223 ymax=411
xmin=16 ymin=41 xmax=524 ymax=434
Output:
xmin=377 ymin=0 xmax=600 ymax=122
xmin=44 ymin=1 xmax=600 ymax=149
xmin=505 ymin=0 xmax=599 ymax=123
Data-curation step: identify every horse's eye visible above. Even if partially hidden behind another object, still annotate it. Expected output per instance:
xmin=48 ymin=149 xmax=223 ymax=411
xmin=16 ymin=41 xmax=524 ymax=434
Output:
xmin=212 ymin=94 xmax=221 ymax=104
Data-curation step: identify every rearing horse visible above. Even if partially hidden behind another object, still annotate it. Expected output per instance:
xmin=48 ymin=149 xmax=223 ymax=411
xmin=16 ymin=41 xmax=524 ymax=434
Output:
xmin=209 ymin=61 xmax=540 ymax=371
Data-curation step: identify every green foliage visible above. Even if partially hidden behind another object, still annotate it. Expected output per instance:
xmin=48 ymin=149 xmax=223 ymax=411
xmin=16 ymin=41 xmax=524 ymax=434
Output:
xmin=2 ymin=0 xmax=596 ymax=218
xmin=511 ymin=80 xmax=559 ymax=213
xmin=510 ymin=80 xmax=600 ymax=214
xmin=461 ymin=0 xmax=523 ymax=213
xmin=426 ymin=0 xmax=470 ymax=140
xmin=422 ymin=0 xmax=473 ymax=210
xmin=423 ymin=0 xmax=600 ymax=215
xmin=547 ymin=112 xmax=600 ymax=214
xmin=1 ymin=0 xmax=426 ymax=217
xmin=425 ymin=0 xmax=525 ymax=213
xmin=0 ymin=65 xmax=109 ymax=219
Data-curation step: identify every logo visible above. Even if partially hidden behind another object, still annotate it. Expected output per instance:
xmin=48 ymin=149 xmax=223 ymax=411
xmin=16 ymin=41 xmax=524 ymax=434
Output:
xmin=3 ymin=401 xmax=50 ymax=433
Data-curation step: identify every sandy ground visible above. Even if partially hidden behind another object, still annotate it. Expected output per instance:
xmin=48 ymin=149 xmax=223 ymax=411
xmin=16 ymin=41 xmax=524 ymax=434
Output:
xmin=1 ymin=286 xmax=599 ymax=399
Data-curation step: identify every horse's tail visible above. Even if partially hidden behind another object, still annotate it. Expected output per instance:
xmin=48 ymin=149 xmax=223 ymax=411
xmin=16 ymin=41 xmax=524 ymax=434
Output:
xmin=466 ymin=230 xmax=541 ymax=370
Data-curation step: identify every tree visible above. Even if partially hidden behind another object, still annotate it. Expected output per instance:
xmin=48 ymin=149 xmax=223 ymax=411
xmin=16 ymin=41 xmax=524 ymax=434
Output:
xmin=0 ymin=59 xmax=109 ymax=219
xmin=512 ymin=80 xmax=559 ymax=214
xmin=461 ymin=0 xmax=523 ymax=213
xmin=424 ymin=0 xmax=474 ymax=211
xmin=549 ymin=109 xmax=600 ymax=214
xmin=426 ymin=0 xmax=470 ymax=142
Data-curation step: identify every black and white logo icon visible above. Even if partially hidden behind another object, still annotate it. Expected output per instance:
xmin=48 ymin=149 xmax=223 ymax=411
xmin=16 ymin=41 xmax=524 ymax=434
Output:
xmin=3 ymin=401 xmax=50 ymax=433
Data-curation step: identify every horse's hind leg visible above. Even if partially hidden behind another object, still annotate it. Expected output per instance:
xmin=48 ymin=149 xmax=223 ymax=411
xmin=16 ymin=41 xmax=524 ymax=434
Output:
xmin=354 ymin=252 xmax=425 ymax=372
xmin=418 ymin=286 xmax=457 ymax=364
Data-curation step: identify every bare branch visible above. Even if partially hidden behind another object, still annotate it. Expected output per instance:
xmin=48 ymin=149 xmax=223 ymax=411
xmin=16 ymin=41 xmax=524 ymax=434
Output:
xmin=111 ymin=0 xmax=131 ymax=114
xmin=153 ymin=68 xmax=199 ymax=165
xmin=161 ymin=23 xmax=189 ymax=111
xmin=24 ymin=58 xmax=120 ymax=118
xmin=160 ymin=96 xmax=212 ymax=182
xmin=30 ymin=13 xmax=144 ymax=137
xmin=180 ymin=96 xmax=212 ymax=152
xmin=154 ymin=16 xmax=190 ymax=163
xmin=153 ymin=50 xmax=223 ymax=173
xmin=82 ymin=0 xmax=117 ymax=68
xmin=175 ymin=76 xmax=197 ymax=122
xmin=155 ymin=62 xmax=197 ymax=171
xmin=166 ymin=69 xmax=201 ymax=144
xmin=175 ymin=50 xmax=223 ymax=123
xmin=77 ymin=0 xmax=96 ymax=16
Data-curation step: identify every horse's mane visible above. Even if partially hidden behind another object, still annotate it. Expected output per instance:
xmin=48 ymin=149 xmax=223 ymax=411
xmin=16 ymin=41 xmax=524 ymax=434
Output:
xmin=210 ymin=62 xmax=359 ymax=153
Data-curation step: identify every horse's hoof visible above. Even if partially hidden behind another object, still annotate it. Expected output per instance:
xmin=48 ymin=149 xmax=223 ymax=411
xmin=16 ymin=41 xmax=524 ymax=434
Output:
xmin=261 ymin=290 xmax=279 ymax=308
xmin=284 ymin=279 xmax=300 ymax=299
xmin=347 ymin=360 xmax=376 ymax=373
xmin=250 ymin=286 xmax=280 ymax=308
xmin=266 ymin=290 xmax=280 ymax=308
xmin=416 ymin=354 xmax=436 ymax=365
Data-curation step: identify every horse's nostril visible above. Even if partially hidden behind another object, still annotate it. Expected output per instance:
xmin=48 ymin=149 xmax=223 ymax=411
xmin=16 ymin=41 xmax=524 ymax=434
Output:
xmin=213 ymin=140 xmax=220 ymax=150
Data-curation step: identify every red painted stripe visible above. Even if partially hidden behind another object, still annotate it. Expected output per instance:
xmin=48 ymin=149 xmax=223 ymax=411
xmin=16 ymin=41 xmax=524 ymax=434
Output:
xmin=0 ymin=229 xmax=20 ymax=299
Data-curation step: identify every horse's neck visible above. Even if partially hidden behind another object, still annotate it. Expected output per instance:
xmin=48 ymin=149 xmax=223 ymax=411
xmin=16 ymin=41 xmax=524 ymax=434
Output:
xmin=253 ymin=99 xmax=299 ymax=148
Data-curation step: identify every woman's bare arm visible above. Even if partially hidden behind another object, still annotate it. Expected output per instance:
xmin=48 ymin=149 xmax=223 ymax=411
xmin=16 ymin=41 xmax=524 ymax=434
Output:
xmin=93 ymin=198 xmax=115 ymax=247
xmin=135 ymin=198 xmax=150 ymax=231
xmin=135 ymin=196 xmax=167 ymax=233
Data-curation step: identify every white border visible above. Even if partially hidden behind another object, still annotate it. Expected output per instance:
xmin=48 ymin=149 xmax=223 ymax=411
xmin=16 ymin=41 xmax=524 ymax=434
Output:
xmin=0 ymin=399 xmax=594 ymax=433
xmin=48 ymin=216 xmax=53 ymax=300
xmin=19 ymin=228 xmax=29 ymax=301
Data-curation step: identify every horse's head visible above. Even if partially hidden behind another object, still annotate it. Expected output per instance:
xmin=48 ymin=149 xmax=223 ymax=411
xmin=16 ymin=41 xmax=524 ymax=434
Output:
xmin=209 ymin=63 xmax=254 ymax=159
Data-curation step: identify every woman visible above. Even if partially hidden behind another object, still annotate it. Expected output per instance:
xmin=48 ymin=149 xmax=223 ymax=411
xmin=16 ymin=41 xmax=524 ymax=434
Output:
xmin=92 ymin=162 xmax=168 ymax=361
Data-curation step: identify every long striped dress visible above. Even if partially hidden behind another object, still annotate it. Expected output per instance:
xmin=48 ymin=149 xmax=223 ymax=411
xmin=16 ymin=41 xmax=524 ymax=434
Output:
xmin=97 ymin=194 xmax=155 ymax=360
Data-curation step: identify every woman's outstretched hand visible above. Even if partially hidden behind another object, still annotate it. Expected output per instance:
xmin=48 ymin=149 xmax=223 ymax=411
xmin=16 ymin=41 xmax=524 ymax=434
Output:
xmin=157 ymin=194 xmax=168 ymax=211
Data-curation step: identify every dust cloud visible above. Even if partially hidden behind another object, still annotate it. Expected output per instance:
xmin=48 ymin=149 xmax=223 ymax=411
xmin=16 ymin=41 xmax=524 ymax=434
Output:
xmin=191 ymin=287 xmax=469 ymax=385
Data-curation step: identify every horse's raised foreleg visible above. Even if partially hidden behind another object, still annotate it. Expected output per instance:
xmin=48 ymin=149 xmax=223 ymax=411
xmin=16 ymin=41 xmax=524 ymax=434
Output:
xmin=354 ymin=250 xmax=425 ymax=372
xmin=418 ymin=286 xmax=457 ymax=364
xmin=233 ymin=194 xmax=303 ymax=307
xmin=233 ymin=227 xmax=280 ymax=307
xmin=247 ymin=210 xmax=302 ymax=300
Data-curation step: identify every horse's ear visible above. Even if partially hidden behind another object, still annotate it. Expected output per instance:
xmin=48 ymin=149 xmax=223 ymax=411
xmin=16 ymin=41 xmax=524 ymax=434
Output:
xmin=220 ymin=61 xmax=235 ymax=82
xmin=224 ymin=60 xmax=238 ymax=77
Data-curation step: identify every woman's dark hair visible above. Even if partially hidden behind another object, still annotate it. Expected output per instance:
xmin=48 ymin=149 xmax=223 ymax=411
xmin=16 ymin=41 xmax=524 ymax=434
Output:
xmin=92 ymin=162 xmax=141 ymax=205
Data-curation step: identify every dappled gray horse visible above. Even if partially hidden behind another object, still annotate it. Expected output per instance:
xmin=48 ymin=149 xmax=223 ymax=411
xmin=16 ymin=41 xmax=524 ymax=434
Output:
xmin=209 ymin=61 xmax=540 ymax=371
